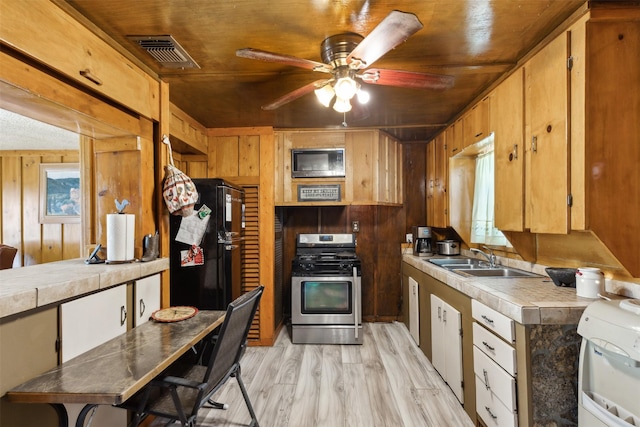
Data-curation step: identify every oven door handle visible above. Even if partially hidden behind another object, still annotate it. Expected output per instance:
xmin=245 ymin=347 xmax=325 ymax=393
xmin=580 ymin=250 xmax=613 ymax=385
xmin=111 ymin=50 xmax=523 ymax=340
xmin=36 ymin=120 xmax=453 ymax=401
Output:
xmin=353 ymin=266 xmax=359 ymax=340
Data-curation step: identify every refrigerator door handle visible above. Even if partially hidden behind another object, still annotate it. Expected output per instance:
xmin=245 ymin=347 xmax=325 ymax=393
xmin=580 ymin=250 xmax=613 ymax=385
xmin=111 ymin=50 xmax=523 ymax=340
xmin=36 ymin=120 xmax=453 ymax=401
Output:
xmin=219 ymin=231 xmax=242 ymax=244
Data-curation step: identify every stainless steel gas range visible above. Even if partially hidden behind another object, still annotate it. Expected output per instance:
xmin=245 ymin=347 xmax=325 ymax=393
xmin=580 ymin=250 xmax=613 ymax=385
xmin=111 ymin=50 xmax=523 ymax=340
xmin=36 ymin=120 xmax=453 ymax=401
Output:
xmin=290 ymin=233 xmax=362 ymax=345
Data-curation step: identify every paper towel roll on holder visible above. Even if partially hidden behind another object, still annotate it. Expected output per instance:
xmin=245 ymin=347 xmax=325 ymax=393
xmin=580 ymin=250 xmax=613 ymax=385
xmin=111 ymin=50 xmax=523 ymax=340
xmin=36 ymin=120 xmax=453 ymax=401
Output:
xmin=85 ymin=244 xmax=105 ymax=265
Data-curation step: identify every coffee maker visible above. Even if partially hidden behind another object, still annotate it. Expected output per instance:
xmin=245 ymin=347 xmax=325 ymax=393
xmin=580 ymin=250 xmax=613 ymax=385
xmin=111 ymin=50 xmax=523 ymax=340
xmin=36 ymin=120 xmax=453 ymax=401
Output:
xmin=412 ymin=226 xmax=434 ymax=257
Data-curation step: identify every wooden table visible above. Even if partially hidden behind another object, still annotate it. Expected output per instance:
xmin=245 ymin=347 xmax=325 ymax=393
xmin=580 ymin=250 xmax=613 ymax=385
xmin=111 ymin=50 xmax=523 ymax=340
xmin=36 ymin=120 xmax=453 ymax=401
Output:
xmin=5 ymin=310 xmax=225 ymax=426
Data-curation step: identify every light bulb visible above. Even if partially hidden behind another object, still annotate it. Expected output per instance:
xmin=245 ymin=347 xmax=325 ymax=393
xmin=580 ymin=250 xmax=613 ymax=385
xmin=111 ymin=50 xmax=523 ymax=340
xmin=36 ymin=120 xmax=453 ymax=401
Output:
xmin=333 ymin=96 xmax=352 ymax=113
xmin=314 ymin=84 xmax=335 ymax=107
xmin=333 ymin=77 xmax=358 ymax=100
xmin=356 ymin=88 xmax=370 ymax=104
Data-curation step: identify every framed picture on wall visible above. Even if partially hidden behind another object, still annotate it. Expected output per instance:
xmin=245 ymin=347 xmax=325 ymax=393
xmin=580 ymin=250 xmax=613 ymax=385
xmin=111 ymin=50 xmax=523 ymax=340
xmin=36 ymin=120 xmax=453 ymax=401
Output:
xmin=39 ymin=163 xmax=81 ymax=224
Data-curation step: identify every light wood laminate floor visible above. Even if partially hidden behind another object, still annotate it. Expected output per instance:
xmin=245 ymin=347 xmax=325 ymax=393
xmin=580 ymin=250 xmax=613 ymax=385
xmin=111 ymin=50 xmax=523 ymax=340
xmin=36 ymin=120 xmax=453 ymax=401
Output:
xmin=152 ymin=322 xmax=474 ymax=427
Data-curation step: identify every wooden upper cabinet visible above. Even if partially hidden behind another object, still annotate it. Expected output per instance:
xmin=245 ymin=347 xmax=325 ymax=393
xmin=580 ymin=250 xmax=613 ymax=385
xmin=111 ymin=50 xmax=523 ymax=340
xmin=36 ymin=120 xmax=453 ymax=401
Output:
xmin=274 ymin=130 xmax=402 ymax=206
xmin=524 ymin=31 xmax=570 ymax=234
xmin=169 ymin=103 xmax=208 ymax=155
xmin=492 ymin=69 xmax=525 ymax=232
xmin=568 ymin=15 xmax=588 ymax=232
xmin=426 ymin=134 xmax=448 ymax=228
xmin=426 ymin=139 xmax=436 ymax=224
xmin=448 ymin=119 xmax=464 ymax=157
xmin=462 ymin=98 xmax=490 ymax=148
xmin=583 ymin=12 xmax=640 ymax=276
xmin=0 ymin=1 xmax=160 ymax=120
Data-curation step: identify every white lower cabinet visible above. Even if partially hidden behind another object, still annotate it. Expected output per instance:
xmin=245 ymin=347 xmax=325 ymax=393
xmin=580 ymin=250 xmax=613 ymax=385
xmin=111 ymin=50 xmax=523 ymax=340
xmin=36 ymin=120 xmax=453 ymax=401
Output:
xmin=475 ymin=377 xmax=518 ymax=427
xmin=473 ymin=300 xmax=518 ymax=427
xmin=431 ymin=294 xmax=464 ymax=403
xmin=61 ymin=284 xmax=129 ymax=426
xmin=134 ymin=274 xmax=161 ymax=327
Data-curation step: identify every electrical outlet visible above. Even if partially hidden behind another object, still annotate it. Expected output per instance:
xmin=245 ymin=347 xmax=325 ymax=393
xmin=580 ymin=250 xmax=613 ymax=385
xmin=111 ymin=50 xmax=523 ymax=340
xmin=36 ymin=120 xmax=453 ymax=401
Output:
xmin=406 ymin=233 xmax=413 ymax=243
xmin=351 ymin=221 xmax=360 ymax=232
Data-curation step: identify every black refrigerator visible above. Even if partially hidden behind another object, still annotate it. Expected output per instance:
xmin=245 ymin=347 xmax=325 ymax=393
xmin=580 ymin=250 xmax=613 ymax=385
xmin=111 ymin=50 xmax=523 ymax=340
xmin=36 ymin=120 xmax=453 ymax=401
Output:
xmin=170 ymin=179 xmax=244 ymax=310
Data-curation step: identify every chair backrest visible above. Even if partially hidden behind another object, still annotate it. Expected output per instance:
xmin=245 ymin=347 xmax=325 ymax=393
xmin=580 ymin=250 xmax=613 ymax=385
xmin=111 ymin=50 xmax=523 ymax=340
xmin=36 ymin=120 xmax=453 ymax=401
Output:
xmin=0 ymin=245 xmax=18 ymax=270
xmin=200 ymin=286 xmax=263 ymax=399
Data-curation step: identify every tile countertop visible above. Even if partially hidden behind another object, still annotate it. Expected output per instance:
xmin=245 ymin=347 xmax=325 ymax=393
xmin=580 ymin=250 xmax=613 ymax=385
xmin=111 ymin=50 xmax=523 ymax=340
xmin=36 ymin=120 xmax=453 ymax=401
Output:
xmin=0 ymin=258 xmax=169 ymax=319
xmin=403 ymin=253 xmax=624 ymax=325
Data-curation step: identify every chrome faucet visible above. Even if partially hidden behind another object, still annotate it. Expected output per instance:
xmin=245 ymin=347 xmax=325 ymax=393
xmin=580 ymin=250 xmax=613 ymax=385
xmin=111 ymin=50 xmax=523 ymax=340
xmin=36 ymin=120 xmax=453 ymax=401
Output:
xmin=471 ymin=246 xmax=497 ymax=268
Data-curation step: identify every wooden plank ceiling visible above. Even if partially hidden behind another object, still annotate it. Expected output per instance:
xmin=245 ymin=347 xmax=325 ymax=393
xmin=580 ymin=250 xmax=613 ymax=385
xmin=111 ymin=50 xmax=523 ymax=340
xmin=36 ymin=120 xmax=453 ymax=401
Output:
xmin=60 ymin=0 xmax=586 ymax=142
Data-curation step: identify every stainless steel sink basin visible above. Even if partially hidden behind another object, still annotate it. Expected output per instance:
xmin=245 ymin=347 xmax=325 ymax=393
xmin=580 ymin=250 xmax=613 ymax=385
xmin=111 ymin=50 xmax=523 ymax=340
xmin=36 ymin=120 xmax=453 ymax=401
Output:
xmin=428 ymin=257 xmax=480 ymax=267
xmin=451 ymin=267 xmax=543 ymax=278
xmin=429 ymin=257 xmax=542 ymax=278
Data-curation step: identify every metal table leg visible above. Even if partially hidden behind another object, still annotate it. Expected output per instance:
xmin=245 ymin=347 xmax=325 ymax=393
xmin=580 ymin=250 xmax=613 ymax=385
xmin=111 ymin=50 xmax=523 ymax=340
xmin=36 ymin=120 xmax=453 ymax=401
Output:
xmin=49 ymin=403 xmax=69 ymax=427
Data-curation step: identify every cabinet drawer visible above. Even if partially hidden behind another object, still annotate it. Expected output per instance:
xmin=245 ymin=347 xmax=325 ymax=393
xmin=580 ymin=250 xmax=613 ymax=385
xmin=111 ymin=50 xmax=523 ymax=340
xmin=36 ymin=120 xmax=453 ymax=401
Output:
xmin=472 ymin=299 xmax=515 ymax=343
xmin=473 ymin=323 xmax=517 ymax=376
xmin=473 ymin=346 xmax=517 ymax=411
xmin=476 ymin=377 xmax=518 ymax=427
xmin=1 ymin=1 xmax=160 ymax=120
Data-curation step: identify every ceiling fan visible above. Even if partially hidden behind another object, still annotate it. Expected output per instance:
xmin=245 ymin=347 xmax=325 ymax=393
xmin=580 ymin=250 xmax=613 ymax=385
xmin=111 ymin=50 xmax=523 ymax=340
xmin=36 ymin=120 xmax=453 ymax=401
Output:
xmin=236 ymin=10 xmax=455 ymax=114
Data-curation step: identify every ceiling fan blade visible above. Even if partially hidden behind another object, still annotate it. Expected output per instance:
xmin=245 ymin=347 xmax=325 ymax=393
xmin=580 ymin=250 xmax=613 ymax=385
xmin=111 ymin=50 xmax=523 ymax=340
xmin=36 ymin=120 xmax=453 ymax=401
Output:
xmin=236 ymin=48 xmax=332 ymax=72
xmin=360 ymin=69 xmax=455 ymax=90
xmin=262 ymin=79 xmax=332 ymax=110
xmin=346 ymin=11 xmax=423 ymax=69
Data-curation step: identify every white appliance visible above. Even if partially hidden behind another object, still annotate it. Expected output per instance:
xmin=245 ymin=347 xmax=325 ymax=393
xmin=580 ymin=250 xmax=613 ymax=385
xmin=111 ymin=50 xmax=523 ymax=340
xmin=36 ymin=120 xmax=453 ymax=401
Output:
xmin=577 ymin=299 xmax=640 ymax=426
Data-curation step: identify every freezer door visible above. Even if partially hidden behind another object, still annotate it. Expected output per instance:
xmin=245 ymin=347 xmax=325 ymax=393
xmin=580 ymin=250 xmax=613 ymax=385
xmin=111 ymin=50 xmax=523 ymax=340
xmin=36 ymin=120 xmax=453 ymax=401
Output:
xmin=220 ymin=184 xmax=244 ymax=301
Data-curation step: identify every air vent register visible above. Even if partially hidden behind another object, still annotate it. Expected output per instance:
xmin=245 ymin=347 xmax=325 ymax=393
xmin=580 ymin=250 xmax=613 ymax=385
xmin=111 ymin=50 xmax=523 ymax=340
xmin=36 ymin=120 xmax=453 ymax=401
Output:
xmin=128 ymin=35 xmax=199 ymax=69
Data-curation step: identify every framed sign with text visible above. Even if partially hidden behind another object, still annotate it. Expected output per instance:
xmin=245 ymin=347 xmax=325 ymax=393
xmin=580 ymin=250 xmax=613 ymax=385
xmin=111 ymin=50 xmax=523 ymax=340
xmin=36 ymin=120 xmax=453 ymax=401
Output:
xmin=297 ymin=184 xmax=341 ymax=202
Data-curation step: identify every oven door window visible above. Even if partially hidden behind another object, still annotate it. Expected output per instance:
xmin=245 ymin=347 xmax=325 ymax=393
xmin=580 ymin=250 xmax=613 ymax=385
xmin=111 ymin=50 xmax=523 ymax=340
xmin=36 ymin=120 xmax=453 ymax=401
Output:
xmin=301 ymin=281 xmax=352 ymax=314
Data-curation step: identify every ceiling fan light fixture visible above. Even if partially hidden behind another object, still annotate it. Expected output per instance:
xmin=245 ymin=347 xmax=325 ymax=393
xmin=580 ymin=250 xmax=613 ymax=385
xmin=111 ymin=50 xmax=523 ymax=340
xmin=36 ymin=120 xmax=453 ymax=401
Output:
xmin=314 ymin=84 xmax=335 ymax=107
xmin=333 ymin=96 xmax=352 ymax=113
xmin=356 ymin=88 xmax=370 ymax=104
xmin=334 ymin=76 xmax=358 ymax=100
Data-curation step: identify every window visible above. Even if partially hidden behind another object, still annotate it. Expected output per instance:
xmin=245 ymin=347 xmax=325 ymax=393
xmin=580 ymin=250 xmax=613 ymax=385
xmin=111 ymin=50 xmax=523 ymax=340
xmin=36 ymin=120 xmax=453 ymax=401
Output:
xmin=470 ymin=135 xmax=507 ymax=246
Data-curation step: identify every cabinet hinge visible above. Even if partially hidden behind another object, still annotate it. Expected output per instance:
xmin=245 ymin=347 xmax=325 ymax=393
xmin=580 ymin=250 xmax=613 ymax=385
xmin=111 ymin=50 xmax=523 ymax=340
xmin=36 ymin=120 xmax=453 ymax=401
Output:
xmin=567 ymin=194 xmax=573 ymax=207
xmin=459 ymin=328 xmax=463 ymax=337
xmin=55 ymin=336 xmax=61 ymax=353
xmin=567 ymin=56 xmax=574 ymax=70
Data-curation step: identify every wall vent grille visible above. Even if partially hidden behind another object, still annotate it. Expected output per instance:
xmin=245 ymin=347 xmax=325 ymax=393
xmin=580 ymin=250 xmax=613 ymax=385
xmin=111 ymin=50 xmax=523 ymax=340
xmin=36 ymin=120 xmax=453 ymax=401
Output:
xmin=127 ymin=35 xmax=199 ymax=69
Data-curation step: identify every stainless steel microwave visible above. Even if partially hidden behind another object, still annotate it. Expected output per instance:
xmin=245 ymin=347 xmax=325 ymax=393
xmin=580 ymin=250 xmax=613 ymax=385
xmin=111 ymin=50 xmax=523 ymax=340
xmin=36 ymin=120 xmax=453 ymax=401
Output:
xmin=291 ymin=148 xmax=345 ymax=178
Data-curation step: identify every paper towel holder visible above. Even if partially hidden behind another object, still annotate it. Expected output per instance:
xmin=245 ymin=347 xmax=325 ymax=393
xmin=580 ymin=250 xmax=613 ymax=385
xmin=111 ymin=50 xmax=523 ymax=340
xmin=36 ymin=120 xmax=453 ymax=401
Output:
xmin=85 ymin=244 xmax=105 ymax=265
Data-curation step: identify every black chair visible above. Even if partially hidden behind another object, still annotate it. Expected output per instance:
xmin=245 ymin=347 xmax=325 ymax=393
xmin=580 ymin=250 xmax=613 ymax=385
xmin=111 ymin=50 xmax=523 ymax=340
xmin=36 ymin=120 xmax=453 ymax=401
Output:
xmin=122 ymin=286 xmax=263 ymax=427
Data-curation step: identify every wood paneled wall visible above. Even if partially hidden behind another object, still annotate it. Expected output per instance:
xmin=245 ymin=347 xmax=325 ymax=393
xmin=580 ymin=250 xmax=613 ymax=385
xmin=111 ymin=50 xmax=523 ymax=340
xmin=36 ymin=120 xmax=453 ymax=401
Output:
xmin=0 ymin=151 xmax=81 ymax=267
xmin=207 ymin=127 xmax=276 ymax=345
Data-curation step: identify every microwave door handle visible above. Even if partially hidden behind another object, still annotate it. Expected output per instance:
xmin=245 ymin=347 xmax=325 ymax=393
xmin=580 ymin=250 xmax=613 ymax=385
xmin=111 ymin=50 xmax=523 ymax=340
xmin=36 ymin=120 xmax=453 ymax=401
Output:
xmin=353 ymin=267 xmax=359 ymax=340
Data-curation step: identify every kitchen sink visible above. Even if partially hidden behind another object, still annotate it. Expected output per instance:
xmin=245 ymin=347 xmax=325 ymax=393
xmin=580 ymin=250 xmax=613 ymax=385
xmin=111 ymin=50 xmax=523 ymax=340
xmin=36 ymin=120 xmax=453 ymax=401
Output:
xmin=451 ymin=267 xmax=543 ymax=278
xmin=428 ymin=257 xmax=481 ymax=267
xmin=428 ymin=257 xmax=542 ymax=278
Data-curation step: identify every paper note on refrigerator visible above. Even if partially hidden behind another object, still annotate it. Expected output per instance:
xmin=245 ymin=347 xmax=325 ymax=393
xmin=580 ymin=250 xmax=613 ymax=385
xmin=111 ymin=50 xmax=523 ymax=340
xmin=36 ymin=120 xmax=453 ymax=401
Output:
xmin=175 ymin=206 xmax=210 ymax=245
